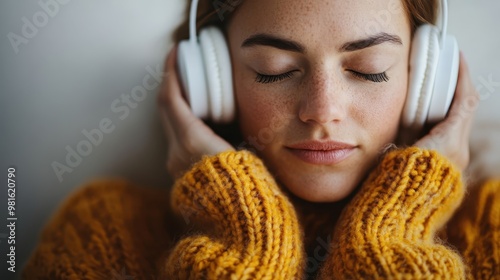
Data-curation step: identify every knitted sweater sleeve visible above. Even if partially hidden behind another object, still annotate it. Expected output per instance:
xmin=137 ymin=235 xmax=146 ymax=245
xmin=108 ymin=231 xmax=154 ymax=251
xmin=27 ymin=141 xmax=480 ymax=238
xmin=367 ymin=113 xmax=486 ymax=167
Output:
xmin=318 ymin=147 xmax=467 ymax=279
xmin=447 ymin=179 xmax=500 ymax=279
xmin=162 ymin=150 xmax=305 ymax=279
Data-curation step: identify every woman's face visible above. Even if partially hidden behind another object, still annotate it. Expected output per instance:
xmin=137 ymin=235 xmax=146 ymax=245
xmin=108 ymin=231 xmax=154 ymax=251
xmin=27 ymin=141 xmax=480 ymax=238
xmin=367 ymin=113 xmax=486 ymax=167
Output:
xmin=227 ymin=0 xmax=411 ymax=202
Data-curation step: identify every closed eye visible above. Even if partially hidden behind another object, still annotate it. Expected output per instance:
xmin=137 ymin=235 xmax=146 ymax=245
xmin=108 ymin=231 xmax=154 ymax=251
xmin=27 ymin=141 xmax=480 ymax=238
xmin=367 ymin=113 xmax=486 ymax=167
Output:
xmin=255 ymin=71 xmax=295 ymax=84
xmin=350 ymin=71 xmax=389 ymax=83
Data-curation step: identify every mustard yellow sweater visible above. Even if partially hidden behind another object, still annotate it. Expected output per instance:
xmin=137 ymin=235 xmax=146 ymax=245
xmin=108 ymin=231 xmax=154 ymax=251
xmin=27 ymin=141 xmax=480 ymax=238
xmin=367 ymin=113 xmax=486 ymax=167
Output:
xmin=23 ymin=147 xmax=500 ymax=279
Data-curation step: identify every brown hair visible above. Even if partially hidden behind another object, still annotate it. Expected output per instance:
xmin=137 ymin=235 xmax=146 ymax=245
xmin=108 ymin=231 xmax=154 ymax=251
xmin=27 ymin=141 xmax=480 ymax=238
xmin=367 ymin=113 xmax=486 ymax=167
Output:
xmin=401 ymin=0 xmax=439 ymax=33
xmin=172 ymin=0 xmax=439 ymax=42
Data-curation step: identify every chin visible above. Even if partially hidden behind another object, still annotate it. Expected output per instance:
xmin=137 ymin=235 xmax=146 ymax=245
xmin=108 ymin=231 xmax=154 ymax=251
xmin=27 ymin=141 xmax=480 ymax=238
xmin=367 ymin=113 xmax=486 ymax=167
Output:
xmin=257 ymin=147 xmax=371 ymax=203
xmin=276 ymin=172 xmax=362 ymax=203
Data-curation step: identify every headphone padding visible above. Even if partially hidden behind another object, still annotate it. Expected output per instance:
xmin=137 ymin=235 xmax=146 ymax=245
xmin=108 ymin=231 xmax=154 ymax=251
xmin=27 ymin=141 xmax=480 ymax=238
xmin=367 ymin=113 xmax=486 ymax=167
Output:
xmin=427 ymin=35 xmax=459 ymax=123
xmin=402 ymin=24 xmax=440 ymax=130
xmin=199 ymin=27 xmax=235 ymax=123
xmin=177 ymin=40 xmax=209 ymax=119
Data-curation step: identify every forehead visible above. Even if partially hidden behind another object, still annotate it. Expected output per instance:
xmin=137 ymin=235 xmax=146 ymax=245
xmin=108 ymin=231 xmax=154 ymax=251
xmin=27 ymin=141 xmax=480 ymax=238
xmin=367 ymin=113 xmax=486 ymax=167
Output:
xmin=228 ymin=0 xmax=410 ymax=47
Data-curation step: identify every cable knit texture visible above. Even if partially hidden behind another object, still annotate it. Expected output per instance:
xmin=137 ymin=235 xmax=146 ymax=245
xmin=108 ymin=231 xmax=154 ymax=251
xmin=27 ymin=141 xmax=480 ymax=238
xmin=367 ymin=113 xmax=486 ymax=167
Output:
xmin=447 ymin=179 xmax=500 ymax=279
xmin=163 ymin=150 xmax=304 ymax=279
xmin=23 ymin=148 xmax=499 ymax=279
xmin=22 ymin=179 xmax=179 ymax=279
xmin=318 ymin=147 xmax=466 ymax=279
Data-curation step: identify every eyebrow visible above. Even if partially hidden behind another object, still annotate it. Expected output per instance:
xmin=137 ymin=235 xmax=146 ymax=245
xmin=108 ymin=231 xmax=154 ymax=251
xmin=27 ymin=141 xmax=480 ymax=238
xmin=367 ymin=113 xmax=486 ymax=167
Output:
xmin=241 ymin=34 xmax=305 ymax=52
xmin=241 ymin=32 xmax=402 ymax=53
xmin=340 ymin=32 xmax=403 ymax=52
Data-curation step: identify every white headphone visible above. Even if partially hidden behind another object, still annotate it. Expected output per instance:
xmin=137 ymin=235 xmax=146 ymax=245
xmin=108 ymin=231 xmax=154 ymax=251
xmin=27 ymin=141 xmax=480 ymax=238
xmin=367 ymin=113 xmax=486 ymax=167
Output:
xmin=177 ymin=0 xmax=459 ymax=130
xmin=177 ymin=0 xmax=234 ymax=123
xmin=402 ymin=0 xmax=459 ymax=132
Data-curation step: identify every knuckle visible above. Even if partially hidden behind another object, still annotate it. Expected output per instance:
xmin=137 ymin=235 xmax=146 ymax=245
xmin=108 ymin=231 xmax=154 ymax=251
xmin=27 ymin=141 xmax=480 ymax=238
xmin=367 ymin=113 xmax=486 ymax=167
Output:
xmin=182 ymin=122 xmax=204 ymax=154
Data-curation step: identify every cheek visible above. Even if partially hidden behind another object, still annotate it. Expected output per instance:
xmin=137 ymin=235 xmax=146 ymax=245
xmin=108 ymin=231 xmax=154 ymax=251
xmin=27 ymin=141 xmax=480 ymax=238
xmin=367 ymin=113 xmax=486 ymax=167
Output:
xmin=357 ymin=73 xmax=408 ymax=142
xmin=235 ymin=81 xmax=284 ymax=142
xmin=233 ymin=58 xmax=300 ymax=143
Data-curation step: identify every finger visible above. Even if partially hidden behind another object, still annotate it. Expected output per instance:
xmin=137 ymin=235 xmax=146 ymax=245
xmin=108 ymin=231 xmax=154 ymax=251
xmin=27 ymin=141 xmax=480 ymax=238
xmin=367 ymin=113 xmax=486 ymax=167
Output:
xmin=447 ymin=52 xmax=480 ymax=122
xmin=157 ymin=46 xmax=177 ymax=104
xmin=158 ymin=46 xmax=233 ymax=154
xmin=157 ymin=46 xmax=182 ymax=140
xmin=157 ymin=45 xmax=202 ymax=134
xmin=184 ymin=121 xmax=235 ymax=154
xmin=453 ymin=53 xmax=479 ymax=138
xmin=157 ymin=45 xmax=184 ymax=107
xmin=159 ymin=103 xmax=175 ymax=141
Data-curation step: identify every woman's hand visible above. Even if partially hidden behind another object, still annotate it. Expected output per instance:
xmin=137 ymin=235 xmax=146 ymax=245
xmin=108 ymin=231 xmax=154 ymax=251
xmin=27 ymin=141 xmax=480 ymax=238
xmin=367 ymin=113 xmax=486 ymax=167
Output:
xmin=415 ymin=52 xmax=480 ymax=171
xmin=157 ymin=46 xmax=234 ymax=178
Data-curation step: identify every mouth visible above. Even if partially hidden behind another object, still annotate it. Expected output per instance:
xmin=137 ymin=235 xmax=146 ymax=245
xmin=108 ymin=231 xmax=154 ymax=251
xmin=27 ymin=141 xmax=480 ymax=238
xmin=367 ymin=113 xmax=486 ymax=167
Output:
xmin=285 ymin=140 xmax=357 ymax=165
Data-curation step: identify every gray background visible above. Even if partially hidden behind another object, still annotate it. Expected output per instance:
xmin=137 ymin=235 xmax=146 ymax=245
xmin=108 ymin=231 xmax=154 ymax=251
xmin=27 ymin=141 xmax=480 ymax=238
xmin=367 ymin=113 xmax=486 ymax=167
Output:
xmin=0 ymin=0 xmax=499 ymax=279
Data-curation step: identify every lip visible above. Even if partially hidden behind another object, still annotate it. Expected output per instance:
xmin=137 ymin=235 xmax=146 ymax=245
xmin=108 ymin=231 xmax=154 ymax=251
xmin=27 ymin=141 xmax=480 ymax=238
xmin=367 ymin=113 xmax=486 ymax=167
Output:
xmin=285 ymin=141 xmax=357 ymax=165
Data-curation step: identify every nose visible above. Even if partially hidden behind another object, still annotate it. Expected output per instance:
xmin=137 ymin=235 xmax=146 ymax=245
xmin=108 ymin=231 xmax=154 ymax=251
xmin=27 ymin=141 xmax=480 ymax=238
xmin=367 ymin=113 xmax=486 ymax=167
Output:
xmin=298 ymin=70 xmax=347 ymax=125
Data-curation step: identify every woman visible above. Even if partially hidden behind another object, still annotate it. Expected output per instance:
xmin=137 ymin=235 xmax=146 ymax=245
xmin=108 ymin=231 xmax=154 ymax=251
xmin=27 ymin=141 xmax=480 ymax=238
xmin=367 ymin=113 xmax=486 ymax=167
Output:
xmin=23 ymin=0 xmax=499 ymax=279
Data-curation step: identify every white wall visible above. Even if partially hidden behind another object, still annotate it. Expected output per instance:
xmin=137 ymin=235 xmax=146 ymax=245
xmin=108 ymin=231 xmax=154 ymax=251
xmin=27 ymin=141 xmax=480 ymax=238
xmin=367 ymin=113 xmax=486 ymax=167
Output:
xmin=0 ymin=0 xmax=499 ymax=279
xmin=0 ymin=0 xmax=184 ymax=278
xmin=447 ymin=1 xmax=500 ymax=181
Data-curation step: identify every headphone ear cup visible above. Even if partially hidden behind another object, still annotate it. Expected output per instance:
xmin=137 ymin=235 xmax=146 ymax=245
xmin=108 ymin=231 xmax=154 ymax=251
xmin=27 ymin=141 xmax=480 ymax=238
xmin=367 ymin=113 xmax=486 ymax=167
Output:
xmin=427 ymin=35 xmax=459 ymax=123
xmin=177 ymin=39 xmax=210 ymax=119
xmin=402 ymin=24 xmax=441 ymax=131
xmin=199 ymin=27 xmax=235 ymax=123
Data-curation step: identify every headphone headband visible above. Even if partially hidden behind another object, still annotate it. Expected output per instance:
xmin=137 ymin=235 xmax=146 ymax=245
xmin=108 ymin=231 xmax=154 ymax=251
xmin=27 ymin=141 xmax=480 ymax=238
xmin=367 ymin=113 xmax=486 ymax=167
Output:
xmin=189 ymin=0 xmax=200 ymax=43
xmin=439 ymin=0 xmax=448 ymax=46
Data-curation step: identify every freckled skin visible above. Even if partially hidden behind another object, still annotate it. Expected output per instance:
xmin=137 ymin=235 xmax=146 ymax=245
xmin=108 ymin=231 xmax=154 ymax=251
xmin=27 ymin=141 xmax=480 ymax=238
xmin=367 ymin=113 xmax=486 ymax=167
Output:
xmin=227 ymin=0 xmax=411 ymax=202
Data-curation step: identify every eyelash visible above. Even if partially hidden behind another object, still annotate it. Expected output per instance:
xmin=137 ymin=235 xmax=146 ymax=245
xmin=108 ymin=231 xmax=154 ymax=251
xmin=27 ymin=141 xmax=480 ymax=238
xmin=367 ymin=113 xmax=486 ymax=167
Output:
xmin=255 ymin=70 xmax=390 ymax=84
xmin=350 ymin=71 xmax=389 ymax=83
xmin=255 ymin=71 xmax=295 ymax=84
